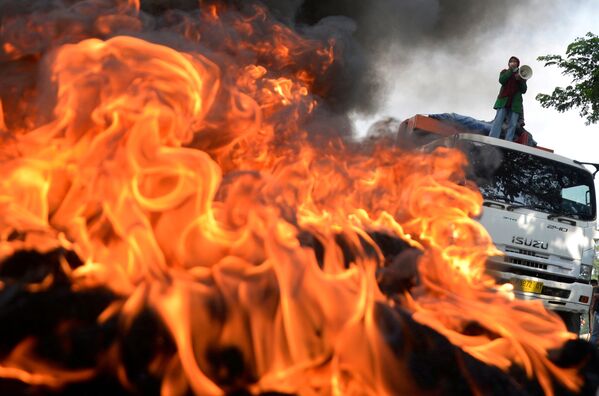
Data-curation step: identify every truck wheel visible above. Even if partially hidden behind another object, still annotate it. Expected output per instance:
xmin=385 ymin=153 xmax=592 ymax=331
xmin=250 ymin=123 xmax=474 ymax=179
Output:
xmin=557 ymin=311 xmax=581 ymax=335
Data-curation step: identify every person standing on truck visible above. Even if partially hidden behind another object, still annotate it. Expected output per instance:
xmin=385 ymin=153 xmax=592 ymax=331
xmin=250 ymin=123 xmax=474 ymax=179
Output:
xmin=590 ymin=279 xmax=599 ymax=346
xmin=489 ymin=56 xmax=527 ymax=142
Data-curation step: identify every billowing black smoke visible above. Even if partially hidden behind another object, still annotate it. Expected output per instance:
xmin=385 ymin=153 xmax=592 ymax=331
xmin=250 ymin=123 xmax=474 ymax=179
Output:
xmin=255 ymin=0 xmax=528 ymax=115
xmin=0 ymin=0 xmax=528 ymax=124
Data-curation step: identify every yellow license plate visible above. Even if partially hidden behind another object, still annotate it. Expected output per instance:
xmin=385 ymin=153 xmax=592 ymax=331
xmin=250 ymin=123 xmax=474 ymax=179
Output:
xmin=511 ymin=278 xmax=543 ymax=294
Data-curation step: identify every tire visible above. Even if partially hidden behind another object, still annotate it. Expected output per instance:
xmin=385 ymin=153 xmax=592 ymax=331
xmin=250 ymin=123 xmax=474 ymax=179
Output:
xmin=557 ymin=311 xmax=581 ymax=335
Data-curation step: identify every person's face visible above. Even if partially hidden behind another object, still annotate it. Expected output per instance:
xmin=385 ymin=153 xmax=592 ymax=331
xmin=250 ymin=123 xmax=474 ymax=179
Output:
xmin=509 ymin=59 xmax=519 ymax=69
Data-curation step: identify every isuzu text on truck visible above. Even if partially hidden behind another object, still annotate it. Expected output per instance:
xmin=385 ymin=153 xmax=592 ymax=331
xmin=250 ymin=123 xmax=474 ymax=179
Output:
xmin=397 ymin=114 xmax=598 ymax=333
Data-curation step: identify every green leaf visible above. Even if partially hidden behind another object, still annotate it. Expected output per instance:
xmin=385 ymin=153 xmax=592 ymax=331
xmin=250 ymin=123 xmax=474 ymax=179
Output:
xmin=536 ymin=32 xmax=599 ymax=124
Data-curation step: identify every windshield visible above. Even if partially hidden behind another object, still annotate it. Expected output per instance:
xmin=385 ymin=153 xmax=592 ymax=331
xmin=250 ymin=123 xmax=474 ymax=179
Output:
xmin=459 ymin=140 xmax=596 ymax=221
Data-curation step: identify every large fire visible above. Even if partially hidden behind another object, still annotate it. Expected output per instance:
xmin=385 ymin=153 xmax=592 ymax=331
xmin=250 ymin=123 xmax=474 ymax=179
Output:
xmin=0 ymin=1 xmax=588 ymax=395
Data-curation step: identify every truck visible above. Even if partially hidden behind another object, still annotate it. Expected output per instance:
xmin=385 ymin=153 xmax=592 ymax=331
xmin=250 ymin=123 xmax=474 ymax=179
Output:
xmin=397 ymin=114 xmax=598 ymax=333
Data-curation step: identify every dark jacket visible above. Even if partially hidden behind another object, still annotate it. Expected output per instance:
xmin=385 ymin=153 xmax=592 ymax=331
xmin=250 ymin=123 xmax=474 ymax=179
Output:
xmin=493 ymin=69 xmax=527 ymax=114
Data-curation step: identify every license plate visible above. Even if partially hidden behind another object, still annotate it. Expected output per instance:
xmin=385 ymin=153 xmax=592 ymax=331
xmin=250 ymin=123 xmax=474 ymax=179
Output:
xmin=511 ymin=278 xmax=543 ymax=294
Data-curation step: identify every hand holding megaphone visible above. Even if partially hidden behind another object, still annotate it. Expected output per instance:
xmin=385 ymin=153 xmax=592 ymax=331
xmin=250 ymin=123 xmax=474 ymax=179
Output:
xmin=517 ymin=65 xmax=533 ymax=80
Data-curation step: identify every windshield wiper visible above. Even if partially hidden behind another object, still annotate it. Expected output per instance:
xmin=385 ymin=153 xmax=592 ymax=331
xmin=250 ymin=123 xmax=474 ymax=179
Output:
xmin=483 ymin=196 xmax=512 ymax=204
xmin=547 ymin=212 xmax=580 ymax=221
xmin=505 ymin=203 xmax=538 ymax=212
xmin=506 ymin=205 xmax=580 ymax=224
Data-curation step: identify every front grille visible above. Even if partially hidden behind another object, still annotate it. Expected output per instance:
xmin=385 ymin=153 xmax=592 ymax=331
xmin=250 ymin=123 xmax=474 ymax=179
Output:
xmin=504 ymin=247 xmax=549 ymax=260
xmin=505 ymin=256 xmax=548 ymax=270
xmin=486 ymin=260 xmax=579 ymax=285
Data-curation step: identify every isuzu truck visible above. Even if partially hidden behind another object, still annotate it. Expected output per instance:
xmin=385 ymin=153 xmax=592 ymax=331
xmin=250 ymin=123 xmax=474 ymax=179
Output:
xmin=398 ymin=114 xmax=598 ymax=333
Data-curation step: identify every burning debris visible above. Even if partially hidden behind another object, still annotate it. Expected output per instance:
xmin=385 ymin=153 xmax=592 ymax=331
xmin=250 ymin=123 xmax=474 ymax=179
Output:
xmin=0 ymin=0 xmax=597 ymax=395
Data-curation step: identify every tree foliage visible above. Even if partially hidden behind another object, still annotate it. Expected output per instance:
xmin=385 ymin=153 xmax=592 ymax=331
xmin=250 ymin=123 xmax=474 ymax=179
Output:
xmin=536 ymin=32 xmax=599 ymax=125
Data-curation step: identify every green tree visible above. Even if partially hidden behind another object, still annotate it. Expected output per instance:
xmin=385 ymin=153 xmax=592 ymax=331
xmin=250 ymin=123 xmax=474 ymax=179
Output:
xmin=536 ymin=32 xmax=599 ymax=125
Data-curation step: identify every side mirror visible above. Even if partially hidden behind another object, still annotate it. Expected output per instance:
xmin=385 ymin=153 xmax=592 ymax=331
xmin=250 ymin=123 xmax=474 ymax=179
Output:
xmin=576 ymin=162 xmax=599 ymax=179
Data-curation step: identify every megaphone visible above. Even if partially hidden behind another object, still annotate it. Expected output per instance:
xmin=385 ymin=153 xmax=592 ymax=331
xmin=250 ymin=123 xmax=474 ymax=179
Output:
xmin=518 ymin=65 xmax=533 ymax=80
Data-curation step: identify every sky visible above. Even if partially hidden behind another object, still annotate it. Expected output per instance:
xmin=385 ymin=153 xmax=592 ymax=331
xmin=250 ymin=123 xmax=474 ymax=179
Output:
xmin=350 ymin=0 xmax=599 ymax=213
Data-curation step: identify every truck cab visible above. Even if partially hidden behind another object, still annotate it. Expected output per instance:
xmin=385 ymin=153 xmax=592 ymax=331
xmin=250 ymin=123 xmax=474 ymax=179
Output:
xmin=401 ymin=115 xmax=598 ymax=333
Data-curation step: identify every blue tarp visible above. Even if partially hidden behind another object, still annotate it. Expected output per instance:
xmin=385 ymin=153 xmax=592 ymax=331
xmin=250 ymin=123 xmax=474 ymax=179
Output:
xmin=428 ymin=113 xmax=491 ymax=135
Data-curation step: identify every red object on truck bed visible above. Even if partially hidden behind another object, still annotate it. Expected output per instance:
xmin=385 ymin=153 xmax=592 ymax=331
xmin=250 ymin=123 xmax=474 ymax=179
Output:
xmin=401 ymin=114 xmax=460 ymax=138
xmin=398 ymin=114 xmax=554 ymax=152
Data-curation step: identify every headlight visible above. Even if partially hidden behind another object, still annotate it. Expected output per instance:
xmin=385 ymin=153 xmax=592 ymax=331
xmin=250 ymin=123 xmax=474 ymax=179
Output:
xmin=579 ymin=264 xmax=592 ymax=281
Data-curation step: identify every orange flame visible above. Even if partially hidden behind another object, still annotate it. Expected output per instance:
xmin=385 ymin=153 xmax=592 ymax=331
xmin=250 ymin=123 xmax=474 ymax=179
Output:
xmin=0 ymin=1 xmax=580 ymax=395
